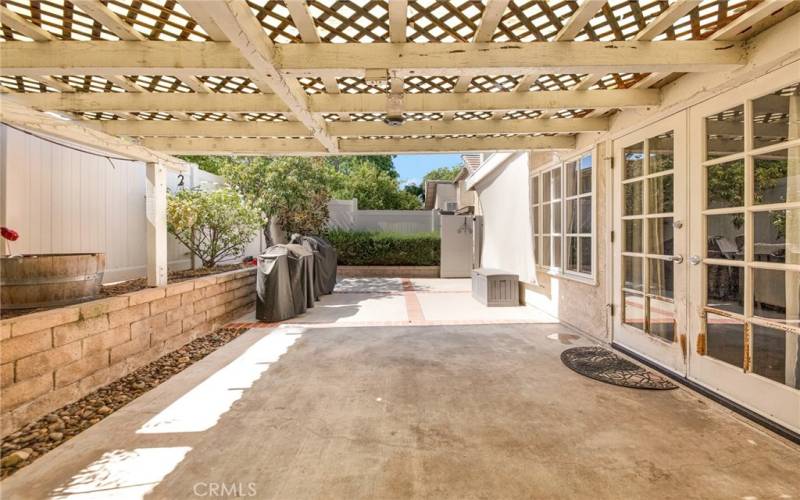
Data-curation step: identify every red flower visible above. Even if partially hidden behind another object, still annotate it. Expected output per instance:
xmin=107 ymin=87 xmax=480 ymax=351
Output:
xmin=1 ymin=227 xmax=19 ymax=241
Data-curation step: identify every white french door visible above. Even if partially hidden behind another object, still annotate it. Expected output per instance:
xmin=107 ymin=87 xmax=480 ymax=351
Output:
xmin=687 ymin=62 xmax=800 ymax=433
xmin=612 ymin=112 xmax=688 ymax=375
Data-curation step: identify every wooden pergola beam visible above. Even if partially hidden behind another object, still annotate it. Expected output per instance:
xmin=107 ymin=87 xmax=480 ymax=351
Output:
xmin=635 ymin=0 xmax=702 ymax=41
xmin=0 ymin=40 xmax=746 ymax=76
xmin=709 ymin=0 xmax=794 ymax=41
xmin=14 ymin=88 xmax=659 ymax=113
xmin=0 ymin=96 xmax=188 ymax=171
xmin=179 ymin=0 xmax=337 ymax=152
xmin=89 ymin=116 xmax=609 ymax=137
xmin=0 ymin=5 xmax=54 ymax=40
xmin=70 ymin=0 xmax=145 ymax=41
xmin=142 ymin=135 xmax=576 ymax=155
xmin=553 ymin=0 xmax=606 ymax=41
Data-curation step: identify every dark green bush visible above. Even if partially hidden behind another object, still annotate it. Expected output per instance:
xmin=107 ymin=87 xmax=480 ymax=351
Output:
xmin=324 ymin=229 xmax=440 ymax=266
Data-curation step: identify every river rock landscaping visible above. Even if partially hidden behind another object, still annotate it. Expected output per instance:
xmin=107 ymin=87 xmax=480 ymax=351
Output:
xmin=0 ymin=325 xmax=249 ymax=479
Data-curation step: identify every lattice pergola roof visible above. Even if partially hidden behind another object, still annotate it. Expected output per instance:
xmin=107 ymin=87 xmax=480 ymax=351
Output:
xmin=0 ymin=0 xmax=797 ymax=156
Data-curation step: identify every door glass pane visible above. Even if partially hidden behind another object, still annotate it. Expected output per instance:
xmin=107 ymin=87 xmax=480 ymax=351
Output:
xmin=579 ymin=197 xmax=592 ymax=233
xmin=707 ymin=160 xmax=744 ymax=208
xmin=707 ymin=265 xmax=744 ymax=315
xmin=543 ymin=204 xmax=551 ymax=233
xmin=752 ymin=325 xmax=798 ymax=389
xmin=565 ymin=161 xmax=578 ymax=197
xmin=648 ymin=217 xmax=674 ymax=255
xmin=580 ymin=237 xmax=592 ymax=275
xmin=624 ymin=219 xmax=643 ymax=253
xmin=624 ymin=142 xmax=644 ymax=179
xmin=553 ymin=236 xmax=562 ymax=268
xmin=579 ymin=154 xmax=592 ymax=194
xmin=552 ymin=202 xmax=561 ymax=232
xmin=542 ymin=236 xmax=551 ymax=266
xmin=648 ymin=258 xmax=674 ymax=299
xmin=623 ymin=292 xmax=645 ymax=331
xmin=624 ymin=181 xmax=643 ymax=215
xmin=648 ymin=174 xmax=674 ymax=213
xmin=624 ymin=256 xmax=644 ymax=291
xmin=753 ymin=209 xmax=796 ymax=263
xmin=566 ymin=237 xmax=578 ymax=272
xmin=551 ymin=168 xmax=562 ymax=200
xmin=753 ymin=269 xmax=800 ymax=324
xmin=753 ymin=148 xmax=799 ymax=205
xmin=752 ymin=83 xmax=799 ymax=150
xmin=542 ymin=171 xmax=551 ymax=202
xmin=648 ymin=297 xmax=675 ymax=342
xmin=706 ymin=104 xmax=744 ymax=160
xmin=532 ymin=207 xmax=539 ymax=234
xmin=706 ymin=312 xmax=744 ymax=368
xmin=531 ymin=176 xmax=539 ymax=204
xmin=707 ymin=213 xmax=744 ymax=260
xmin=648 ymin=131 xmax=674 ymax=173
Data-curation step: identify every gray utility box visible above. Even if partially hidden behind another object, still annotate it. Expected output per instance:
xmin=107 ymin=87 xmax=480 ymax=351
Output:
xmin=471 ymin=268 xmax=519 ymax=307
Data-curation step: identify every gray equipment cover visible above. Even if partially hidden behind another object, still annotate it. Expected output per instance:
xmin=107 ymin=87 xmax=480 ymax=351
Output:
xmin=285 ymin=243 xmax=315 ymax=309
xmin=290 ymin=235 xmax=337 ymax=296
xmin=256 ymin=247 xmax=295 ymax=322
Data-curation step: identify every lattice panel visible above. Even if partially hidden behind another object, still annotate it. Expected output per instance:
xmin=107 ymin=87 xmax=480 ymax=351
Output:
xmin=671 ymin=0 xmax=753 ymax=40
xmin=0 ymin=0 xmax=119 ymax=40
xmin=242 ymin=112 xmax=289 ymax=122
xmin=592 ymin=72 xmax=649 ymax=90
xmin=468 ymin=75 xmax=521 ymax=93
xmin=533 ymin=74 xmax=583 ymax=91
xmin=576 ymin=1 xmax=670 ymax=42
xmin=406 ymin=0 xmax=485 ymax=43
xmin=298 ymin=77 xmax=327 ymax=95
xmin=404 ymin=76 xmax=456 ymax=94
xmin=77 ymin=112 xmax=123 ymax=120
xmin=502 ymin=110 xmax=544 ymax=120
xmin=0 ymin=75 xmax=55 ymax=92
xmin=404 ymin=112 xmax=443 ymax=121
xmin=132 ymin=111 xmax=174 ymax=120
xmin=338 ymin=77 xmax=387 ymax=94
xmin=131 ymin=75 xmax=193 ymax=93
xmin=553 ymin=109 xmax=591 ymax=119
xmin=103 ymin=0 xmax=210 ymax=41
xmin=349 ymin=113 xmax=385 ymax=121
xmin=494 ymin=0 xmax=574 ymax=42
xmin=59 ymin=75 xmax=125 ymax=92
xmin=200 ymin=76 xmax=260 ymax=94
xmin=454 ymin=111 xmax=494 ymax=121
xmin=247 ymin=0 xmax=300 ymax=43
xmin=308 ymin=0 xmax=389 ymax=43
xmin=322 ymin=113 xmax=341 ymax=122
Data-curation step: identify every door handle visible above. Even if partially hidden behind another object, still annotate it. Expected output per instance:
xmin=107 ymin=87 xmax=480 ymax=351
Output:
xmin=688 ymin=255 xmax=702 ymax=266
xmin=670 ymin=255 xmax=684 ymax=264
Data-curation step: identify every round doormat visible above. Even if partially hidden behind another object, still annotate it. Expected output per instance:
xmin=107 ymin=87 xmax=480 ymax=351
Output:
xmin=560 ymin=347 xmax=678 ymax=390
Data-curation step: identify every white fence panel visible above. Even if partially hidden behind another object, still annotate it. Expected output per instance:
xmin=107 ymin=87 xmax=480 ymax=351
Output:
xmin=326 ymin=199 xmax=437 ymax=234
xmin=0 ymin=125 xmax=262 ymax=283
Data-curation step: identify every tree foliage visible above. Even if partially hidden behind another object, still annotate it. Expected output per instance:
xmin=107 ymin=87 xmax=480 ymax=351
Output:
xmin=166 ymin=187 xmax=261 ymax=268
xmin=222 ymin=156 xmax=335 ymax=238
xmin=332 ymin=161 xmax=421 ymax=210
xmin=423 ymin=165 xmax=462 ymax=183
xmin=328 ymin=155 xmax=398 ymax=178
xmin=176 ymin=155 xmax=230 ymax=175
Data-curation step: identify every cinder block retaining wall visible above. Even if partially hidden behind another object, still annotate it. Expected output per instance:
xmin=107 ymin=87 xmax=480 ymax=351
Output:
xmin=0 ymin=268 xmax=256 ymax=437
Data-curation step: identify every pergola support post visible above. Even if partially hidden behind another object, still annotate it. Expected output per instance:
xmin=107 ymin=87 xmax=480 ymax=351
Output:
xmin=146 ymin=161 xmax=168 ymax=287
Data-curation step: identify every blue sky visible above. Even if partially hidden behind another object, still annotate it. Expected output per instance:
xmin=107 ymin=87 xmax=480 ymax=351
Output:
xmin=393 ymin=153 xmax=463 ymax=186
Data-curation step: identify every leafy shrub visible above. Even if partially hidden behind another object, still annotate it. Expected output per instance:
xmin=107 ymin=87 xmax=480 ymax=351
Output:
xmin=167 ymin=187 xmax=261 ymax=268
xmin=324 ymin=229 xmax=440 ymax=266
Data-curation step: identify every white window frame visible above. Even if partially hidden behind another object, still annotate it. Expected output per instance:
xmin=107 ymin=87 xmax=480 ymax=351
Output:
xmin=530 ymin=146 xmax=597 ymax=283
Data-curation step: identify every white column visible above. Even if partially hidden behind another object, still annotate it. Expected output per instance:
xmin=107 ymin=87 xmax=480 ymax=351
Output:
xmin=786 ymin=95 xmax=799 ymax=387
xmin=146 ymin=162 xmax=167 ymax=287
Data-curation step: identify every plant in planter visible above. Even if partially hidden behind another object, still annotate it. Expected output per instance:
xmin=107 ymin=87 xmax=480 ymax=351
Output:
xmin=167 ymin=187 xmax=261 ymax=268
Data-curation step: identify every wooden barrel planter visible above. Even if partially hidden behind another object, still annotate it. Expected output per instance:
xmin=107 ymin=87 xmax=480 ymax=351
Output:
xmin=0 ymin=253 xmax=106 ymax=310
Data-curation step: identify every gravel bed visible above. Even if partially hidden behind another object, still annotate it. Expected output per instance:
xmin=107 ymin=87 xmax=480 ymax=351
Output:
xmin=0 ymin=326 xmax=250 ymax=479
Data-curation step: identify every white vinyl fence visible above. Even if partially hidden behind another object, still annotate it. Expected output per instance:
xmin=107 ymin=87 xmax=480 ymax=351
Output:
xmin=327 ymin=199 xmax=439 ymax=234
xmin=0 ymin=124 xmax=264 ymax=283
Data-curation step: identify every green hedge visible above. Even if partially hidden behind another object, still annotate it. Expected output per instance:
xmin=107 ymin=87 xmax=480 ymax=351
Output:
xmin=324 ymin=229 xmax=440 ymax=266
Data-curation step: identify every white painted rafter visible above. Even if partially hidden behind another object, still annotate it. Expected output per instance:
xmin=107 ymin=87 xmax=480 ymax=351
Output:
xmin=554 ymin=0 xmax=606 ymax=41
xmin=0 ymin=5 xmax=53 ymax=40
xmin=70 ymin=0 xmax=145 ymax=41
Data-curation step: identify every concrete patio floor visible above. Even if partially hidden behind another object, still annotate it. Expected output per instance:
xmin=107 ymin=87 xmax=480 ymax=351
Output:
xmin=1 ymin=278 xmax=799 ymax=499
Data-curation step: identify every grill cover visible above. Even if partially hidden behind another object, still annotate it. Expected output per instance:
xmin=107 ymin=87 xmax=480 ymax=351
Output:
xmin=285 ymin=243 xmax=315 ymax=310
xmin=255 ymin=247 xmax=295 ymax=322
xmin=290 ymin=235 xmax=337 ymax=296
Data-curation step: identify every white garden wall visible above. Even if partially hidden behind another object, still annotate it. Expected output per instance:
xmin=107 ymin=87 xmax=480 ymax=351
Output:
xmin=327 ymin=199 xmax=438 ymax=234
xmin=0 ymin=125 xmax=263 ymax=283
